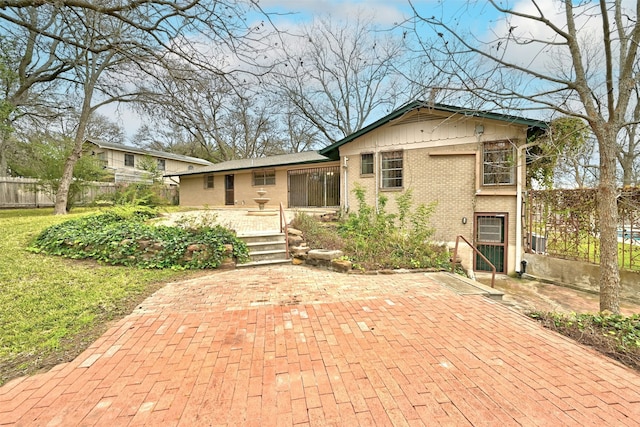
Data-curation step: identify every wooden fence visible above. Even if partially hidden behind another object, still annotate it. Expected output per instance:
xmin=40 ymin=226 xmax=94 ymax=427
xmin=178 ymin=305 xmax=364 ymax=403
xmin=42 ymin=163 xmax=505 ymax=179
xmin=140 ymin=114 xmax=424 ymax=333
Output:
xmin=0 ymin=177 xmax=116 ymax=208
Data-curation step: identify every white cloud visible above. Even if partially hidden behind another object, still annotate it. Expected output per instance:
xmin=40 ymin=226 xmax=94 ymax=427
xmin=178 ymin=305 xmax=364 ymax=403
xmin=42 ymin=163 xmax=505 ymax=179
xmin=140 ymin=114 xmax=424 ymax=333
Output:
xmin=258 ymin=0 xmax=410 ymax=27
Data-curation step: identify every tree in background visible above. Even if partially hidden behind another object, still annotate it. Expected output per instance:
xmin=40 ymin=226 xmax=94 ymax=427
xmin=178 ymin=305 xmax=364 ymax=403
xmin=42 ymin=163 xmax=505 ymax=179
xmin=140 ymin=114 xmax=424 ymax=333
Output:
xmin=409 ymin=0 xmax=640 ymax=313
xmin=618 ymin=86 xmax=640 ymax=187
xmin=0 ymin=8 xmax=73 ymax=176
xmin=270 ymin=13 xmax=418 ymax=144
xmin=1 ymin=0 xmax=275 ymax=212
xmin=10 ymin=134 xmax=107 ymax=210
xmin=134 ymin=65 xmax=287 ymax=162
xmin=527 ymin=117 xmax=594 ymax=189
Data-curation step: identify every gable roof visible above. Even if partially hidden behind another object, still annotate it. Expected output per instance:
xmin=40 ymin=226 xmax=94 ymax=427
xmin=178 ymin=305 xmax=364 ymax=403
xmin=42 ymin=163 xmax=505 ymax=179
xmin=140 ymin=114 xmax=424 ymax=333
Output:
xmin=319 ymin=100 xmax=548 ymax=157
xmin=164 ymin=151 xmax=332 ymax=177
xmin=86 ymin=138 xmax=213 ymax=166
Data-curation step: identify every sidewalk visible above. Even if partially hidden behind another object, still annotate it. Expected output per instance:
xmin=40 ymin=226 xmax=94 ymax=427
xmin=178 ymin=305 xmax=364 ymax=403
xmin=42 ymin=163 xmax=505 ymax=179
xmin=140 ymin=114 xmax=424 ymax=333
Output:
xmin=1 ymin=265 xmax=639 ymax=426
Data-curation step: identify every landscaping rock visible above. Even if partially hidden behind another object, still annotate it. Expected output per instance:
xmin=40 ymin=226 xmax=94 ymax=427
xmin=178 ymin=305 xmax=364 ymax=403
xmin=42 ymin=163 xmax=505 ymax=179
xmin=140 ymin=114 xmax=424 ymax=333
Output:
xmin=187 ymin=243 xmax=206 ymax=252
xmin=288 ymin=235 xmax=304 ymax=246
xmin=219 ymin=257 xmax=236 ymax=269
xmin=331 ymin=259 xmax=352 ymax=273
xmin=287 ymin=227 xmax=303 ymax=236
xmin=308 ymin=249 xmax=343 ymax=261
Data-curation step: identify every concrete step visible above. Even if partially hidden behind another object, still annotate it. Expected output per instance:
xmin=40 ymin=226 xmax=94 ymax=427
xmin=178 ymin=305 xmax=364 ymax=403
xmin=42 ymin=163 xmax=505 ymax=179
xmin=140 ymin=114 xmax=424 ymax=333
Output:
xmin=246 ymin=241 xmax=287 ymax=252
xmin=238 ymin=232 xmax=285 ymax=244
xmin=237 ymin=258 xmax=292 ymax=268
xmin=238 ymin=232 xmax=289 ymax=264
xmin=429 ymin=272 xmax=504 ymax=300
xmin=248 ymin=249 xmax=288 ymax=263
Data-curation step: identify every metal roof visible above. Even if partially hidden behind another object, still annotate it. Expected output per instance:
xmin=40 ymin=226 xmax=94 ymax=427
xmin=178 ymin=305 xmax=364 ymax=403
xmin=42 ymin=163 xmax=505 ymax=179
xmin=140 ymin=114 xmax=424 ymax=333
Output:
xmin=85 ymin=138 xmax=213 ymax=166
xmin=164 ymin=151 xmax=332 ymax=177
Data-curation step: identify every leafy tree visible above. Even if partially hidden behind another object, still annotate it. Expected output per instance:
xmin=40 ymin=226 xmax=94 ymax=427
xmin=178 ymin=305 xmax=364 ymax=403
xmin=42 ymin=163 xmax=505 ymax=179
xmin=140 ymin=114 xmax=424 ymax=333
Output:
xmin=1 ymin=1 xmax=276 ymax=212
xmin=10 ymin=134 xmax=107 ymax=210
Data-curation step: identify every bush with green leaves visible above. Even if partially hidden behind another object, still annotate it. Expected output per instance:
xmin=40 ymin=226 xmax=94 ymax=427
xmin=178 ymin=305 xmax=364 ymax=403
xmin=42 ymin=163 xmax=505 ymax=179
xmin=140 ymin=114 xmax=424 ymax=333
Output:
xmin=337 ymin=185 xmax=448 ymax=270
xmin=290 ymin=212 xmax=345 ymax=251
xmin=95 ymin=182 xmax=174 ymax=207
xmin=29 ymin=207 xmax=248 ymax=269
xmin=529 ymin=311 xmax=640 ymax=370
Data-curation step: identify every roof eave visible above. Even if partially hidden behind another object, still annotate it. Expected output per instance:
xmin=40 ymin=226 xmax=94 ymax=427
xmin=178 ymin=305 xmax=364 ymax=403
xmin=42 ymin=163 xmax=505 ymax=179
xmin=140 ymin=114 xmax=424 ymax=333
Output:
xmin=163 ymin=156 xmax=336 ymax=178
xmin=319 ymin=101 xmax=549 ymax=156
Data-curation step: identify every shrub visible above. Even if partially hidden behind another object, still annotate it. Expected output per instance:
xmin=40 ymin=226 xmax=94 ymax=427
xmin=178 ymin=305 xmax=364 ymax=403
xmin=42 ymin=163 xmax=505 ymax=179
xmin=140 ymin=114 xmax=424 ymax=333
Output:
xmin=29 ymin=209 xmax=248 ymax=269
xmin=290 ymin=212 xmax=345 ymax=250
xmin=337 ymin=185 xmax=448 ymax=270
xmin=530 ymin=311 xmax=640 ymax=370
xmin=95 ymin=182 xmax=174 ymax=207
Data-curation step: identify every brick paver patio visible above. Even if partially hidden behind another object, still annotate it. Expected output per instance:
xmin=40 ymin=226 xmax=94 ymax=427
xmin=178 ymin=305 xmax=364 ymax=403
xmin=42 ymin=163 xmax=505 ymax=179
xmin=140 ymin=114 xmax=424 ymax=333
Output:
xmin=1 ymin=264 xmax=639 ymax=426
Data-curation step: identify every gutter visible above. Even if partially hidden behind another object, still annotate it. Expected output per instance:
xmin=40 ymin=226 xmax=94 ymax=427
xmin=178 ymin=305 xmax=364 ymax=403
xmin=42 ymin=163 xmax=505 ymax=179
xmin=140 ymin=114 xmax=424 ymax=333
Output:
xmin=515 ymin=140 xmax=540 ymax=275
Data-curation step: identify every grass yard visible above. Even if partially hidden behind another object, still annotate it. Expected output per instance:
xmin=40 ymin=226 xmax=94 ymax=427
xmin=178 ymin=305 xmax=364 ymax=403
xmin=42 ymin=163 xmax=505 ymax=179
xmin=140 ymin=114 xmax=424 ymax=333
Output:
xmin=0 ymin=208 xmax=197 ymax=385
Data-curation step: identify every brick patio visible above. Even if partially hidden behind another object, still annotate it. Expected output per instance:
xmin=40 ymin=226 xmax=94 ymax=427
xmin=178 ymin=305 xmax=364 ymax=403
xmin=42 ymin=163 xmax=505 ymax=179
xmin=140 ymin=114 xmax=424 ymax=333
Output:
xmin=1 ymin=265 xmax=639 ymax=426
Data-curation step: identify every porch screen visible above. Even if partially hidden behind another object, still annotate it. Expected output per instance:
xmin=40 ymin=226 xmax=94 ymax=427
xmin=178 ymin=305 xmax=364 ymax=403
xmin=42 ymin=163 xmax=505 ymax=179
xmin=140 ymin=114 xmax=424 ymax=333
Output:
xmin=288 ymin=166 xmax=340 ymax=208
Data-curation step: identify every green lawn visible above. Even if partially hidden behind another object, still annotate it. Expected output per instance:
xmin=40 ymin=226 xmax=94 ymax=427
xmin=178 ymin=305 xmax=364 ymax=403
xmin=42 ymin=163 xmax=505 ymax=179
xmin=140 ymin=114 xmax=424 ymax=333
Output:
xmin=545 ymin=233 xmax=640 ymax=271
xmin=0 ymin=208 xmax=196 ymax=385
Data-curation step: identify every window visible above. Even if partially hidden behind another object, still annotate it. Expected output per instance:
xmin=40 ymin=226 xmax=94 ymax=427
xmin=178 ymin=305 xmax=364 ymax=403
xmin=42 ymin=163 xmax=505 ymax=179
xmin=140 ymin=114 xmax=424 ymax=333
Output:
xmin=124 ymin=153 xmax=134 ymax=167
xmin=483 ymin=141 xmax=515 ymax=185
xmin=253 ymin=169 xmax=275 ymax=186
xmin=96 ymin=152 xmax=107 ymax=168
xmin=381 ymin=151 xmax=403 ymax=189
xmin=157 ymin=159 xmax=165 ymax=171
xmin=204 ymin=174 xmax=214 ymax=189
xmin=361 ymin=153 xmax=374 ymax=175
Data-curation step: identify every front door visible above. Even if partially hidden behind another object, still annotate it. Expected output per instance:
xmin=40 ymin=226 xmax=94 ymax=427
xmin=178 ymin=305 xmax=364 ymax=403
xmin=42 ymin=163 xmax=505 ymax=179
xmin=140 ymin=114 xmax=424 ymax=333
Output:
xmin=225 ymin=175 xmax=234 ymax=206
xmin=474 ymin=214 xmax=508 ymax=273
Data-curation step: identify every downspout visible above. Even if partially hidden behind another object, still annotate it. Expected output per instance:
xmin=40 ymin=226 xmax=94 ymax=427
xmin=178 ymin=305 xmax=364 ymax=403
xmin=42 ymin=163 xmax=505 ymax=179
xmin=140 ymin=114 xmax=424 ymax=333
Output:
xmin=343 ymin=156 xmax=349 ymax=213
xmin=516 ymin=140 xmax=539 ymax=275
xmin=374 ymin=138 xmax=379 ymax=213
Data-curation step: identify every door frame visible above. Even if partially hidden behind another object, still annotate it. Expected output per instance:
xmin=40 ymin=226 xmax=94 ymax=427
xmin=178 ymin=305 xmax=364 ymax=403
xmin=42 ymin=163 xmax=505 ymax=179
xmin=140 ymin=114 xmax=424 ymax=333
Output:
xmin=473 ymin=212 xmax=508 ymax=273
xmin=224 ymin=174 xmax=234 ymax=206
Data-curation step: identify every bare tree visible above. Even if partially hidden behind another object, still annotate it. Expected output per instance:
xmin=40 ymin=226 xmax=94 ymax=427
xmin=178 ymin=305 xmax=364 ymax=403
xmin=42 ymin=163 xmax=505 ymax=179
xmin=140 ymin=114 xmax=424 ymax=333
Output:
xmin=52 ymin=7 xmax=148 ymax=214
xmin=1 ymin=1 xmax=276 ymax=212
xmin=0 ymin=7 xmax=73 ymax=176
xmin=618 ymin=86 xmax=640 ymax=186
xmin=409 ymin=0 xmax=640 ymax=313
xmin=271 ymin=13 xmax=416 ymax=143
xmin=134 ymin=65 xmax=286 ymax=162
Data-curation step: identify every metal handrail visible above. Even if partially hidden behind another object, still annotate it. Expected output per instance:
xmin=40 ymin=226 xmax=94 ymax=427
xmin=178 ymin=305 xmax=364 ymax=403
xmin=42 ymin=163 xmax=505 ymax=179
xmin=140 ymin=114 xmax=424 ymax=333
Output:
xmin=451 ymin=235 xmax=496 ymax=288
xmin=279 ymin=202 xmax=290 ymax=259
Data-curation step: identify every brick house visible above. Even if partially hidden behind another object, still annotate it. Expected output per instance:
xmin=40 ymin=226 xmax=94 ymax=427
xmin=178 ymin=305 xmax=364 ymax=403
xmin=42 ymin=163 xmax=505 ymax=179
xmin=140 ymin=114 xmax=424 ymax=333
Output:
xmin=167 ymin=101 xmax=546 ymax=274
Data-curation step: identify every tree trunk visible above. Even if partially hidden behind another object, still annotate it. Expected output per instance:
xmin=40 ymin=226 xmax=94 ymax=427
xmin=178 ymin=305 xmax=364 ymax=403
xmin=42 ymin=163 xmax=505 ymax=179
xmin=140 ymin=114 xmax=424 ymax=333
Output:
xmin=54 ymin=93 xmax=92 ymax=215
xmin=597 ymin=129 xmax=620 ymax=314
xmin=0 ymin=142 xmax=8 ymax=176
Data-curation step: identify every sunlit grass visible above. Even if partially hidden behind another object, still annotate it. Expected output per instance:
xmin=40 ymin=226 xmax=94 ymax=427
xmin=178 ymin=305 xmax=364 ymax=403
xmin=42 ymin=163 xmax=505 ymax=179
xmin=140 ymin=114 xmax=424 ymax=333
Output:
xmin=544 ymin=233 xmax=640 ymax=271
xmin=0 ymin=208 xmax=195 ymax=385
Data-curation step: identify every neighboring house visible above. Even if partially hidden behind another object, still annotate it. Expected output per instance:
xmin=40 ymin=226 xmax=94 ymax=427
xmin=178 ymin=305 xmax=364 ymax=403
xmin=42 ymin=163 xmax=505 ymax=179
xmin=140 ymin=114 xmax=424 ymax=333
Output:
xmin=167 ymin=101 xmax=546 ymax=274
xmin=85 ymin=138 xmax=213 ymax=184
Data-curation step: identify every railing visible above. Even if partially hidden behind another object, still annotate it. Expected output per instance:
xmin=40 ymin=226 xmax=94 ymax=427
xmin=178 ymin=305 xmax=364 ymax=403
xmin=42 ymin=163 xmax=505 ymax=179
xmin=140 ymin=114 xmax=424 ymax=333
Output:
xmin=451 ymin=235 xmax=496 ymax=288
xmin=279 ymin=202 xmax=290 ymax=259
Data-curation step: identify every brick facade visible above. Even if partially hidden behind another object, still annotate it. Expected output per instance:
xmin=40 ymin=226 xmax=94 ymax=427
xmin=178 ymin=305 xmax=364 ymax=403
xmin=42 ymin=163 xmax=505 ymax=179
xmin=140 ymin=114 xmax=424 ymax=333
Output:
xmin=175 ymin=105 xmax=540 ymax=275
